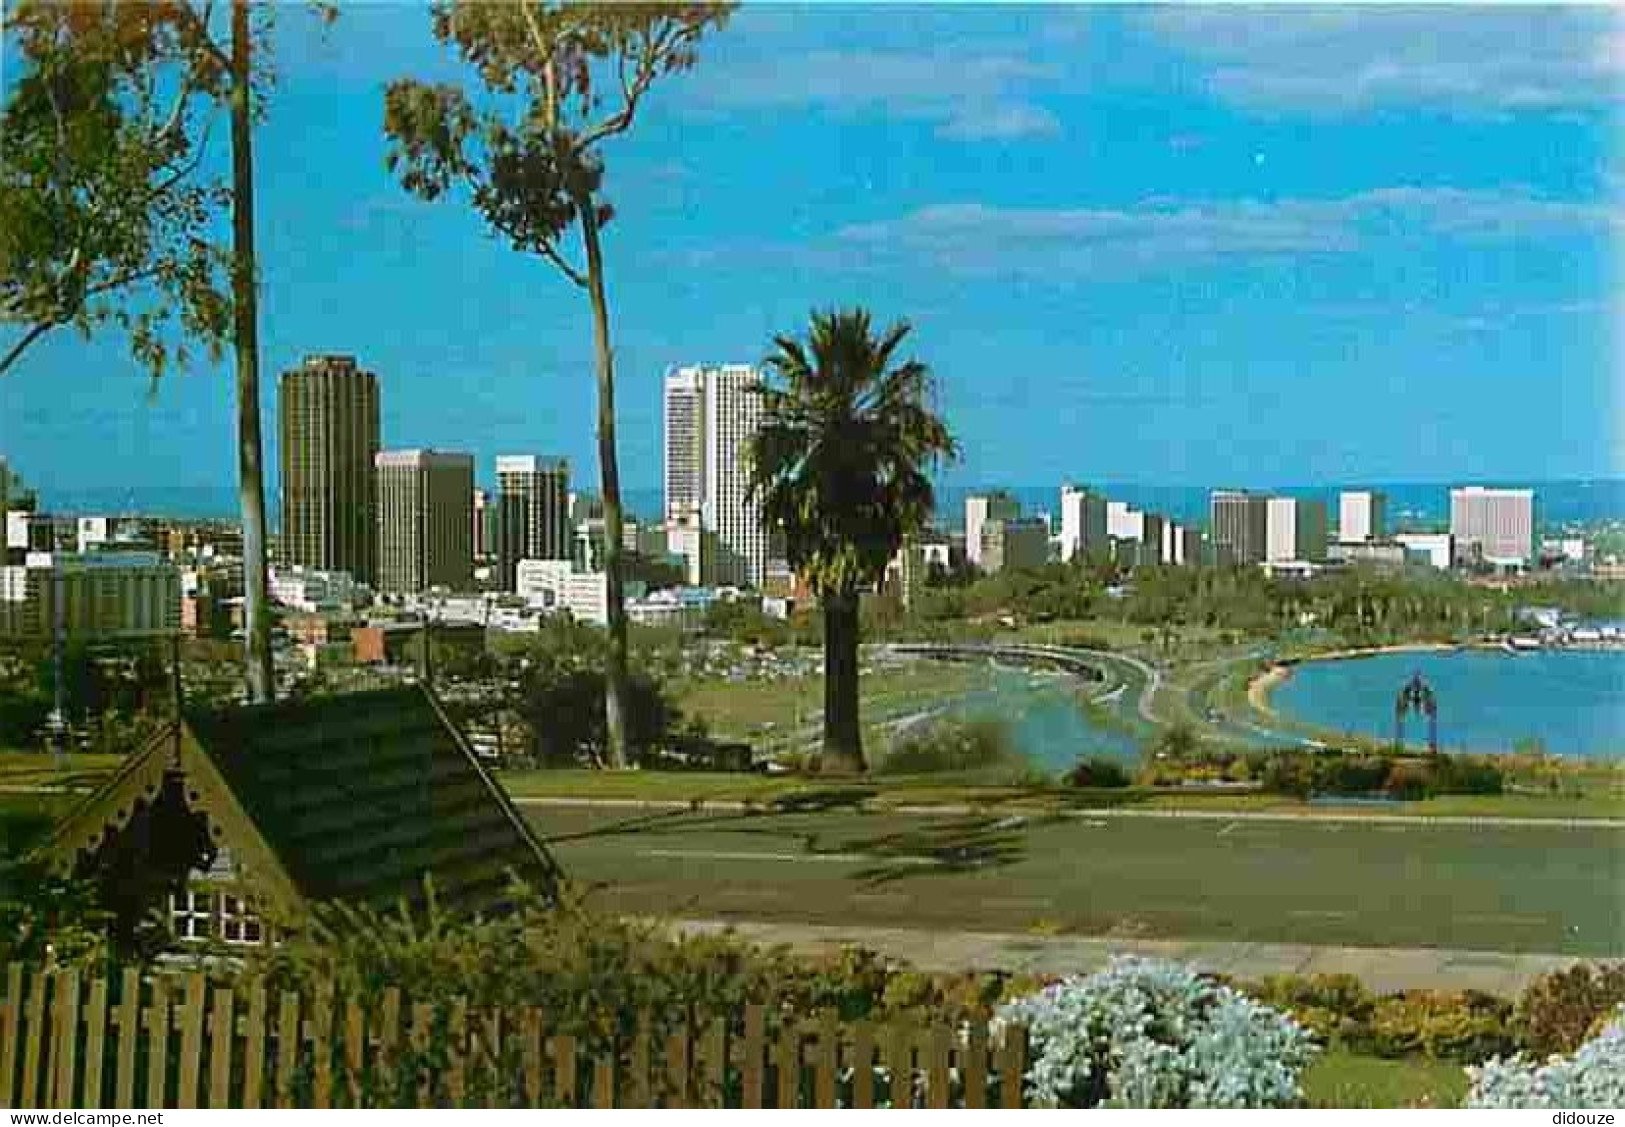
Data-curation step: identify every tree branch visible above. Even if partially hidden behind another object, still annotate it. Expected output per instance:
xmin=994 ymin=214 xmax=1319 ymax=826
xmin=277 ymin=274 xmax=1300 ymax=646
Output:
xmin=536 ymin=238 xmax=588 ymax=289
xmin=0 ymin=320 xmax=60 ymax=378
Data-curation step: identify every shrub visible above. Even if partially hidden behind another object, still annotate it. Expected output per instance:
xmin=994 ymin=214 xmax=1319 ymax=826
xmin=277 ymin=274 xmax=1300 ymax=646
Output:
xmin=1513 ymin=962 xmax=1625 ymax=1057
xmin=1364 ymin=990 xmax=1515 ymax=1062
xmin=877 ymin=716 xmax=1018 ymax=775
xmin=1245 ymin=974 xmax=1375 ymax=1045
xmin=1064 ymin=756 xmax=1132 ymax=788
xmin=1466 ymin=1005 xmax=1625 ymax=1109
xmin=993 ymin=956 xmax=1318 ymax=1108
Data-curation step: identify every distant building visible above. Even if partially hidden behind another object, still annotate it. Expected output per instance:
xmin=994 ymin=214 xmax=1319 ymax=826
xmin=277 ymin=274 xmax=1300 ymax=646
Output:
xmin=627 ymin=587 xmax=720 ymax=631
xmin=0 ymin=551 xmax=180 ymax=640
xmin=1265 ymin=497 xmax=1328 ymax=563
xmin=375 ymin=449 xmax=475 ymax=594
xmin=965 ymin=492 xmax=1020 ymax=571
xmin=1059 ymin=486 xmax=1109 ymax=563
xmin=1210 ymin=490 xmax=1269 ymax=566
xmin=1395 ymin=532 xmax=1453 ymax=570
xmin=514 ymin=558 xmax=645 ymax=626
xmin=663 ymin=364 xmax=772 ymax=587
xmin=472 ymin=489 xmax=497 ymax=562
xmin=1337 ymin=490 xmax=1387 ymax=544
xmin=269 ymin=565 xmax=362 ymax=614
xmin=1328 ymin=541 xmax=1408 ymax=570
xmin=496 ymin=455 xmax=571 ymax=590
xmin=279 ymin=354 xmax=381 ymax=584
xmin=980 ymin=516 xmax=1048 ymax=574
xmin=1106 ymin=501 xmax=1144 ymax=542
xmin=1450 ymin=487 xmax=1535 ymax=567
xmin=1161 ymin=522 xmax=1202 ymax=567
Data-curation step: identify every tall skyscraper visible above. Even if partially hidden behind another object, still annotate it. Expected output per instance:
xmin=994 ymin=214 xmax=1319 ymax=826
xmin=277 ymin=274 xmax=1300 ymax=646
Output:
xmin=1450 ymin=487 xmax=1535 ymax=566
xmin=1265 ymin=497 xmax=1328 ymax=563
xmin=663 ymin=367 xmax=706 ymax=523
xmin=278 ymin=354 xmax=380 ymax=583
xmin=1210 ymin=490 xmax=1269 ymax=565
xmin=375 ymin=450 xmax=474 ymax=594
xmin=1338 ymin=490 xmax=1387 ymax=544
xmin=1059 ymin=485 xmax=1108 ymax=563
xmin=965 ymin=491 xmax=1020 ymax=570
xmin=496 ymin=455 xmax=571 ymax=590
xmin=661 ymin=364 xmax=773 ymax=588
xmin=471 ymin=488 xmax=496 ymax=562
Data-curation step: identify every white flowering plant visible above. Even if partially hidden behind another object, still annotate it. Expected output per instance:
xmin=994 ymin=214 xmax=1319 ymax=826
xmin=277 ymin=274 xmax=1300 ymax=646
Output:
xmin=1465 ymin=1004 xmax=1625 ymax=1109
xmin=992 ymin=955 xmax=1318 ymax=1108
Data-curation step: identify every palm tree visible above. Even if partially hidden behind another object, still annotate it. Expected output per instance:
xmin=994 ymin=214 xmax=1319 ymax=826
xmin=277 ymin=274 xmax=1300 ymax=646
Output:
xmin=747 ymin=309 xmax=956 ymax=774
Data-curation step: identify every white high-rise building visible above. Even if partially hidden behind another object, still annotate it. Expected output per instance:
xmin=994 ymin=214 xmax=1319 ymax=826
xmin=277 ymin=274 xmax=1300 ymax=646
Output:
xmin=1059 ymin=486 xmax=1108 ymax=563
xmin=662 ymin=368 xmax=706 ymax=523
xmin=1337 ymin=490 xmax=1387 ymax=544
xmin=965 ymin=492 xmax=1020 ymax=570
xmin=1450 ymin=487 xmax=1535 ymax=566
xmin=1266 ymin=497 xmax=1328 ymax=563
xmin=662 ymin=364 xmax=773 ymax=588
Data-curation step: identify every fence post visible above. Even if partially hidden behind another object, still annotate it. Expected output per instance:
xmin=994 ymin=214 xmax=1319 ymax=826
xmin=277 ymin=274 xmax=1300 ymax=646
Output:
xmin=773 ymin=1019 xmax=800 ymax=1109
xmin=0 ymin=964 xmax=21 ymax=1109
xmin=176 ymin=972 xmax=205 ymax=1109
xmin=275 ymin=991 xmax=300 ymax=1109
xmin=242 ymin=983 xmax=267 ymax=1110
xmin=925 ymin=1023 xmax=951 ymax=1110
xmin=628 ymin=1011 xmax=651 ymax=1108
xmin=21 ymin=969 xmax=46 ymax=1108
xmin=520 ymin=1008 xmax=544 ymax=1107
xmin=373 ymin=987 xmax=400 ymax=1106
xmin=82 ymin=976 xmax=108 ymax=1109
xmin=445 ymin=999 xmax=467 ymax=1107
xmin=342 ymin=997 xmax=365 ymax=1108
xmin=964 ymin=1020 xmax=989 ymax=1109
xmin=144 ymin=976 xmax=170 ymax=1109
xmin=663 ymin=1022 xmax=689 ymax=1108
xmin=51 ymin=968 xmax=80 ymax=1108
xmin=999 ymin=1025 xmax=1027 ymax=1109
xmin=849 ymin=1021 xmax=875 ymax=1109
xmin=696 ymin=1019 xmax=726 ymax=1109
xmin=208 ymin=986 xmax=234 ymax=1109
xmin=740 ymin=1004 xmax=765 ymax=1109
xmin=549 ymin=1034 xmax=578 ymax=1107
xmin=113 ymin=968 xmax=139 ymax=1109
xmin=814 ymin=1011 xmax=838 ymax=1109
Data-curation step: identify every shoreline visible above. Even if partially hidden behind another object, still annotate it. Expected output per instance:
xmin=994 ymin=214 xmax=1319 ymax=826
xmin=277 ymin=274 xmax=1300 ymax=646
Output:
xmin=1246 ymin=644 xmax=1624 ymax=757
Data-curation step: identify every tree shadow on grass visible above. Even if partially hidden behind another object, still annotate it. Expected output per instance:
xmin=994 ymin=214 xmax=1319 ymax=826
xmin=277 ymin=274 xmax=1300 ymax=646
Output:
xmin=833 ymin=812 xmax=1052 ymax=886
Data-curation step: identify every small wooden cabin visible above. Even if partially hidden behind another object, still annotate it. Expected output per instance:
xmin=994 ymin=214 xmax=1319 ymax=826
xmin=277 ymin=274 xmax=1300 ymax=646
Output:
xmin=40 ymin=686 xmax=560 ymax=947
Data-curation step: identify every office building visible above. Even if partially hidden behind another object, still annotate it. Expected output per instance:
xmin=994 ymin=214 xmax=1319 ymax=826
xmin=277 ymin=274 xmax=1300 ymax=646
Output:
xmin=375 ymin=449 xmax=475 ymax=594
xmin=1059 ymin=486 xmax=1109 ymax=563
xmin=663 ymin=367 xmax=707 ymax=523
xmin=1328 ymin=541 xmax=1408 ymax=570
xmin=965 ymin=492 xmax=1020 ymax=570
xmin=1266 ymin=497 xmax=1328 ymax=563
xmin=496 ymin=455 xmax=571 ymax=590
xmin=661 ymin=364 xmax=773 ymax=588
xmin=1396 ymin=533 xmax=1454 ymax=570
xmin=980 ymin=516 xmax=1048 ymax=574
xmin=514 ymin=558 xmax=645 ymax=627
xmin=1210 ymin=490 xmax=1269 ymax=566
xmin=279 ymin=354 xmax=381 ymax=583
xmin=0 ymin=551 xmax=180 ymax=640
xmin=1161 ymin=522 xmax=1203 ymax=566
xmin=1106 ymin=501 xmax=1144 ymax=542
xmin=1450 ymin=487 xmax=1535 ymax=567
xmin=1337 ymin=491 xmax=1387 ymax=544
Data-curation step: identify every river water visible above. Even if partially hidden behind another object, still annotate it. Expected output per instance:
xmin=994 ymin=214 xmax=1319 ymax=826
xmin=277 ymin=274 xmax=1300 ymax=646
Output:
xmin=1270 ymin=649 xmax=1625 ymax=758
xmin=919 ymin=665 xmax=1142 ymax=771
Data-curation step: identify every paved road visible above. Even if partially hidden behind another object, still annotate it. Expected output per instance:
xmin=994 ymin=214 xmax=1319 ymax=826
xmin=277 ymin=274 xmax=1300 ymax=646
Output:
xmin=530 ymin=803 xmax=1625 ymax=959
xmin=669 ymin=919 xmax=1586 ymax=996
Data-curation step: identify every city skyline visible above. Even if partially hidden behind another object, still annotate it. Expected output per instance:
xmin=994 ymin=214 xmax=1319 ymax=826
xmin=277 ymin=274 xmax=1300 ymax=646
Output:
xmin=1 ymin=6 xmax=1619 ymax=494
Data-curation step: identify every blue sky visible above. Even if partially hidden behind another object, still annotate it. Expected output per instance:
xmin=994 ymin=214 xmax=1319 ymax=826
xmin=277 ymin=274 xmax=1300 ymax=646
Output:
xmin=3 ymin=3 xmax=1620 ymax=499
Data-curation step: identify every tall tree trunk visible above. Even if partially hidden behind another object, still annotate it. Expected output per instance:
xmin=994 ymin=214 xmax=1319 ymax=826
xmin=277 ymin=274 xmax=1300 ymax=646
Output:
xmin=820 ymin=588 xmax=864 ymax=774
xmin=230 ymin=0 xmax=273 ymax=704
xmin=575 ymin=191 xmax=629 ymax=769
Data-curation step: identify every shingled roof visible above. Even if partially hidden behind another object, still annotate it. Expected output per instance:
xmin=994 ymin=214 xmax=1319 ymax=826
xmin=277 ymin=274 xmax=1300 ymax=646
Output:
xmin=45 ymin=686 xmax=560 ymax=920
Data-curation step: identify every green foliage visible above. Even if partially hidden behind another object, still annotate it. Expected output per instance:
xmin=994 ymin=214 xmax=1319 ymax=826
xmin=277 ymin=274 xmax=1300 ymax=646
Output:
xmin=876 ymin=716 xmax=1018 ymax=776
xmin=518 ymin=660 xmax=676 ymax=767
xmin=1257 ymin=750 xmax=1505 ymax=800
xmin=1063 ymin=756 xmax=1133 ymax=788
xmin=1365 ymin=991 xmax=1515 ymax=1062
xmin=1 ymin=0 xmax=233 ymax=378
xmin=1513 ymin=962 xmax=1625 ymax=1058
xmin=0 ymin=855 xmax=112 ymax=969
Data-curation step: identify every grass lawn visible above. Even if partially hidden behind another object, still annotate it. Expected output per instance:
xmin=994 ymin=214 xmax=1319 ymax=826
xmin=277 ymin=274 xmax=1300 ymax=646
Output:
xmin=0 ymin=750 xmax=122 ymax=791
xmin=501 ymin=768 xmax=1625 ymax=819
xmin=1304 ymin=1049 xmax=1469 ymax=1109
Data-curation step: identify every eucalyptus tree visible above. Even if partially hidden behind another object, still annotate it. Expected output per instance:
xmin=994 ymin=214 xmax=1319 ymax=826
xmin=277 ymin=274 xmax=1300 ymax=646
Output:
xmin=1 ymin=0 xmax=286 ymax=702
xmin=383 ymin=2 xmax=731 ymax=768
xmin=748 ymin=310 xmax=957 ymax=774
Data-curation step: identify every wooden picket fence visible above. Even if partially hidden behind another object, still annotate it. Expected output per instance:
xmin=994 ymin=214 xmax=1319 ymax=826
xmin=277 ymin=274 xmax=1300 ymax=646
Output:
xmin=0 ymin=963 xmax=1030 ymax=1109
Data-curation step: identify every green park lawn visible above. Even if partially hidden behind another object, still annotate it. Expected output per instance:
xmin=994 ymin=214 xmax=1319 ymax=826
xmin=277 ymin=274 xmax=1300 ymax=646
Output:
xmin=1303 ymin=1049 xmax=1470 ymax=1109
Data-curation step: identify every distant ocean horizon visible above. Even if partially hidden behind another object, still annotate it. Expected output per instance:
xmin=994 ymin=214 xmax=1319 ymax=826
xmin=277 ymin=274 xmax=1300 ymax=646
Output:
xmin=31 ymin=478 xmax=1625 ymax=533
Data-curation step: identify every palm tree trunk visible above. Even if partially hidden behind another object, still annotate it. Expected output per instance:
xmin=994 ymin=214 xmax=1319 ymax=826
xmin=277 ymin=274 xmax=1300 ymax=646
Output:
xmin=574 ymin=189 xmax=629 ymax=769
xmin=821 ymin=588 xmax=864 ymax=773
xmin=230 ymin=0 xmax=273 ymax=704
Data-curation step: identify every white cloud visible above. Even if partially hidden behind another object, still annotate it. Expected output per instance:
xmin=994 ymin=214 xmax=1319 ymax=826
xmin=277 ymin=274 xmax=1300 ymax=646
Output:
xmin=821 ymin=187 xmax=1620 ymax=277
xmin=685 ymin=48 xmax=1061 ymax=141
xmin=1141 ymin=7 xmax=1623 ymax=114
